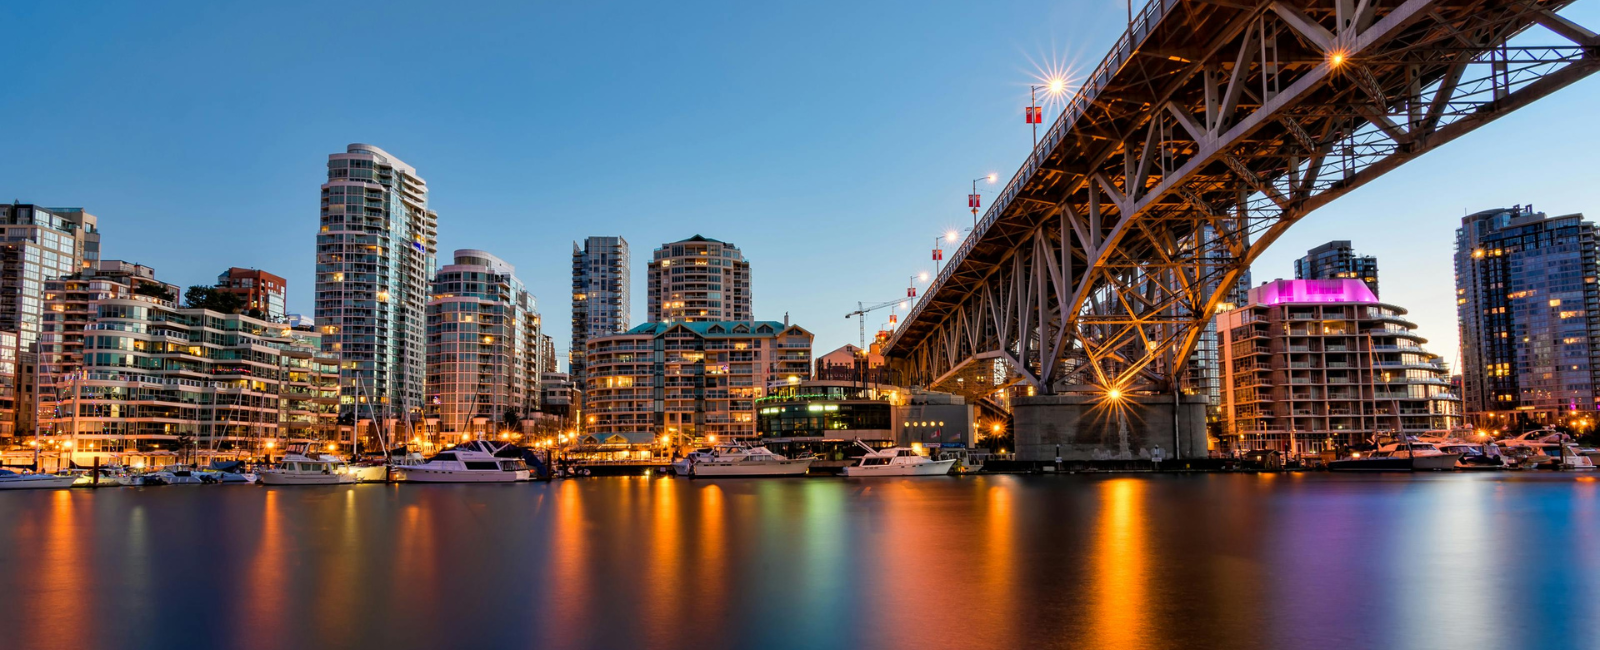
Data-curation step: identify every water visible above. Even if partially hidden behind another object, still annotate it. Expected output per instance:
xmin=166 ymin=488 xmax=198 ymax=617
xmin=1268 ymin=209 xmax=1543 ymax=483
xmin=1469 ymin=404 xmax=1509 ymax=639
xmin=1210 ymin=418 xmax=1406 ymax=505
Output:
xmin=1 ymin=473 xmax=1597 ymax=650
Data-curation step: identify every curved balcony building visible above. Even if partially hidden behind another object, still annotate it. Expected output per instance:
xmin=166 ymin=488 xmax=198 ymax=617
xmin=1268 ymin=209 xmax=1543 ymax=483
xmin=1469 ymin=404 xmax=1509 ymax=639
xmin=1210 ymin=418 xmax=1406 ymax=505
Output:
xmin=1216 ymin=279 xmax=1462 ymax=454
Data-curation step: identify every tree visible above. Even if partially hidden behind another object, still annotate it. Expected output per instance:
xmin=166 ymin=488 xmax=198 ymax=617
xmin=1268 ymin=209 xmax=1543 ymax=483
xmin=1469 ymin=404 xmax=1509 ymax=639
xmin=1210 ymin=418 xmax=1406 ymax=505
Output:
xmin=133 ymin=283 xmax=176 ymax=302
xmin=501 ymin=408 xmax=522 ymax=434
xmin=183 ymin=286 xmax=247 ymax=314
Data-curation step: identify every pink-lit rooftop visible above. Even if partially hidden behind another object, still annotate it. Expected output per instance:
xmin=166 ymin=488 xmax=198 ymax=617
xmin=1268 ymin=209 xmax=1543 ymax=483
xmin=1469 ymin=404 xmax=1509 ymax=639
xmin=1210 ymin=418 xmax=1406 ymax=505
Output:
xmin=1250 ymin=279 xmax=1378 ymax=307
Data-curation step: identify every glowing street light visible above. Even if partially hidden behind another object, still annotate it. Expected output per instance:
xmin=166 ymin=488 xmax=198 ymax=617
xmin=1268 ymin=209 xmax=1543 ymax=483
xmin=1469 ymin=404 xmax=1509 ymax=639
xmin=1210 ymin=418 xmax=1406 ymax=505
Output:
xmin=1107 ymin=387 xmax=1124 ymax=401
xmin=1027 ymin=77 xmax=1069 ymax=158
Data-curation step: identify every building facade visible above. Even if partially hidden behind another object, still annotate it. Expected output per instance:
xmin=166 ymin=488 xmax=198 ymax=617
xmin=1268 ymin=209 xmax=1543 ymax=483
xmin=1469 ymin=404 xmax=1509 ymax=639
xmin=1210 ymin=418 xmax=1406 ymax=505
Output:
xmin=646 ymin=235 xmax=751 ymax=323
xmin=570 ymin=236 xmax=630 ymax=405
xmin=41 ymin=295 xmax=340 ymax=464
xmin=1 ymin=204 xmax=100 ymax=350
xmin=1455 ymin=206 xmax=1600 ymax=427
xmin=42 ymin=261 xmax=180 ymax=377
xmin=216 ymin=268 xmax=288 ymax=320
xmin=1217 ymin=279 xmax=1461 ymax=454
xmin=584 ymin=321 xmax=812 ymax=446
xmin=314 ymin=144 xmax=438 ymax=421
xmin=813 ymin=343 xmax=889 ymax=384
xmin=0 ymin=331 xmax=15 ymax=438
xmin=1295 ymin=240 xmax=1380 ymax=297
xmin=423 ymin=250 xmax=545 ymax=438
xmin=2 ymin=204 xmax=101 ymax=438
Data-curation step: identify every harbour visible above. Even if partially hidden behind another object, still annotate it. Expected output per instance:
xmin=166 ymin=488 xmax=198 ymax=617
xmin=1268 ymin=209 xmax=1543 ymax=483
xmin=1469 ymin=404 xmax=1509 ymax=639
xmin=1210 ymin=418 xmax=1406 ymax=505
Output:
xmin=2 ymin=473 xmax=1598 ymax=650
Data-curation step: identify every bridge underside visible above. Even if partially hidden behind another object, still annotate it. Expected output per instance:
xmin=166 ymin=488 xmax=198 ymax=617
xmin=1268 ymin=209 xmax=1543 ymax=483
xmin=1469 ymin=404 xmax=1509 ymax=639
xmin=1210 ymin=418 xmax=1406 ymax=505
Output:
xmin=886 ymin=0 xmax=1600 ymax=397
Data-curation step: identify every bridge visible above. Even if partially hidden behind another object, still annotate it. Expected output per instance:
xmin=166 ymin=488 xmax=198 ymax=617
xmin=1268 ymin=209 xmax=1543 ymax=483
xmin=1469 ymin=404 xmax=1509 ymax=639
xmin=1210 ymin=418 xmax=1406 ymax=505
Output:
xmin=885 ymin=0 xmax=1599 ymax=409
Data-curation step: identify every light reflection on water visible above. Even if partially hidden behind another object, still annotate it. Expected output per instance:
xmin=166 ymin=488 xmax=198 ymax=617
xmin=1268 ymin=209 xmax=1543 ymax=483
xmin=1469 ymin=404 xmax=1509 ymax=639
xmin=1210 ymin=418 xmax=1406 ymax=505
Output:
xmin=0 ymin=474 xmax=1597 ymax=650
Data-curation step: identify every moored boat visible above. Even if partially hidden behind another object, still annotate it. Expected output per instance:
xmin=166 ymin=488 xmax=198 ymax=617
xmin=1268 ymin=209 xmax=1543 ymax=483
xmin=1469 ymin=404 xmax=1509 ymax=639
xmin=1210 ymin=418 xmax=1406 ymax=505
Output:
xmin=1328 ymin=441 xmax=1462 ymax=472
xmin=841 ymin=441 xmax=956 ymax=477
xmin=394 ymin=440 xmax=530 ymax=483
xmin=674 ymin=444 xmax=812 ymax=477
xmin=0 ymin=468 xmax=80 ymax=490
xmin=258 ymin=452 xmax=355 ymax=485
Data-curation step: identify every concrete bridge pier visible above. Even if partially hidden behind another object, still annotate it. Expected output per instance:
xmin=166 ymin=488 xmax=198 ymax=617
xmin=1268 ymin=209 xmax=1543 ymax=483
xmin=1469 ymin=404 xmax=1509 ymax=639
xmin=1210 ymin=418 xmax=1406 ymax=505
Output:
xmin=1013 ymin=394 xmax=1208 ymax=462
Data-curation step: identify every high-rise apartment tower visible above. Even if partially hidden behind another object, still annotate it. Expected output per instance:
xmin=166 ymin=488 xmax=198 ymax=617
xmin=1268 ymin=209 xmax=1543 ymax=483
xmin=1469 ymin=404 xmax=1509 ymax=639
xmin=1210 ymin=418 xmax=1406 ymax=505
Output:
xmin=314 ymin=144 xmax=438 ymax=419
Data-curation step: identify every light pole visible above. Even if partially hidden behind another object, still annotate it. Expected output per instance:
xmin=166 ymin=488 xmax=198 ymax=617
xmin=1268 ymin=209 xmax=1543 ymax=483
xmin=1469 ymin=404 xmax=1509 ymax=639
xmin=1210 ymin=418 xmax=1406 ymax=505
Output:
xmin=969 ymin=174 xmax=996 ymax=228
xmin=933 ymin=231 xmax=958 ymax=275
xmin=1027 ymin=79 xmax=1067 ymax=161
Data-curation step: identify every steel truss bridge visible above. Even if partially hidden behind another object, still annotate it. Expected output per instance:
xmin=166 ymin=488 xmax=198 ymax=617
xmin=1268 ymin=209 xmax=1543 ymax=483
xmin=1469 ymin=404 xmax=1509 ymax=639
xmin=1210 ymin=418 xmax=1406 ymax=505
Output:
xmin=883 ymin=0 xmax=1599 ymax=401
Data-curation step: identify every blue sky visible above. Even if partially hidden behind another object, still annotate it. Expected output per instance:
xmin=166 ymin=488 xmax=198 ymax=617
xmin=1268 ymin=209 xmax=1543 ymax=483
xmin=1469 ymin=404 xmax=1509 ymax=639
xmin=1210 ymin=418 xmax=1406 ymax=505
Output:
xmin=5 ymin=0 xmax=1600 ymax=369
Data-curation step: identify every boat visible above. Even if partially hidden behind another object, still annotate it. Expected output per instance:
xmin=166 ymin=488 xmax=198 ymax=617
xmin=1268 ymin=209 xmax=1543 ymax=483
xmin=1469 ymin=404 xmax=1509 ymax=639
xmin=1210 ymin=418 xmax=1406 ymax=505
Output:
xmin=201 ymin=461 xmax=258 ymax=484
xmin=1436 ymin=442 xmax=1505 ymax=471
xmin=0 ymin=468 xmax=80 ymax=490
xmin=1499 ymin=430 xmax=1596 ymax=470
xmin=1327 ymin=441 xmax=1462 ymax=472
xmin=841 ymin=441 xmax=957 ymax=477
xmin=672 ymin=443 xmax=812 ymax=477
xmin=937 ymin=448 xmax=985 ymax=474
xmin=258 ymin=452 xmax=356 ymax=485
xmin=150 ymin=465 xmax=211 ymax=485
xmin=394 ymin=440 xmax=530 ymax=483
xmin=347 ymin=462 xmax=390 ymax=483
xmin=117 ymin=472 xmax=167 ymax=487
xmin=70 ymin=468 xmax=134 ymax=487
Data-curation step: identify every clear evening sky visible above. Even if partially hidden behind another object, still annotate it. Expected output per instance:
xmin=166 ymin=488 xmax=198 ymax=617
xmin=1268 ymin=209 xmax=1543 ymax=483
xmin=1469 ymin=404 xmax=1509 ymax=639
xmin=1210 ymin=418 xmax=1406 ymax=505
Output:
xmin=6 ymin=0 xmax=1600 ymax=369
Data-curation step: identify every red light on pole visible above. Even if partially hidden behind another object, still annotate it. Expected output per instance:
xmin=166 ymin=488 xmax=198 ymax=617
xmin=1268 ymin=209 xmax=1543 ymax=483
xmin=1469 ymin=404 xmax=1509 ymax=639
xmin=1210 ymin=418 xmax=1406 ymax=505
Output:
xmin=932 ymin=248 xmax=942 ymax=261
xmin=1025 ymin=106 xmax=1042 ymax=124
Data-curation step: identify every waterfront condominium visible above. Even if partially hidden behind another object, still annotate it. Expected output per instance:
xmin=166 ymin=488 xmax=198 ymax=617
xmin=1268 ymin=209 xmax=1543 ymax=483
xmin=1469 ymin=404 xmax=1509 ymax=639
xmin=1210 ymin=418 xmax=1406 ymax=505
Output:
xmin=1455 ymin=206 xmax=1600 ymax=428
xmin=39 ymin=261 xmax=181 ymax=429
xmin=1 ymin=203 xmax=100 ymax=438
xmin=570 ymin=236 xmax=630 ymax=401
xmin=1216 ymin=279 xmax=1461 ymax=454
xmin=315 ymin=144 xmax=438 ymax=421
xmin=1294 ymin=240 xmax=1380 ymax=297
xmin=583 ymin=320 xmax=813 ymax=449
xmin=41 ymin=293 xmax=340 ymax=466
xmin=215 ymin=267 xmax=288 ymax=320
xmin=647 ymin=235 xmax=752 ymax=323
xmin=424 ymin=249 xmax=546 ymax=439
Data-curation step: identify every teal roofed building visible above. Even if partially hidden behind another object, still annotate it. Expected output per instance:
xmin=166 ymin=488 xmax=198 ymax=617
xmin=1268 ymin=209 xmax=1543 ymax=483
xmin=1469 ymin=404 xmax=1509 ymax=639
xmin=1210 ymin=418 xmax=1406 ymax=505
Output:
xmin=581 ymin=319 xmax=813 ymax=455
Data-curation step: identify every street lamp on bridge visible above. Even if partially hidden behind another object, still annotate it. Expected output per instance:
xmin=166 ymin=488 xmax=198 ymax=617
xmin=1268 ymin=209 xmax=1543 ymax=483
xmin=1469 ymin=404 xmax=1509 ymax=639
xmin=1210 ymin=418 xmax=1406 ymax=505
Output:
xmin=968 ymin=174 xmax=997 ymax=227
xmin=1027 ymin=78 xmax=1068 ymax=159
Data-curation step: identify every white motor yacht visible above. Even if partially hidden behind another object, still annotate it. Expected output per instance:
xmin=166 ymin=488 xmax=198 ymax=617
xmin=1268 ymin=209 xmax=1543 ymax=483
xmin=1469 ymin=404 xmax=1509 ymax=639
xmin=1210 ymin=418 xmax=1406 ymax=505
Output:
xmin=0 ymin=468 xmax=80 ymax=490
xmin=842 ymin=441 xmax=957 ymax=477
xmin=673 ymin=443 xmax=812 ymax=477
xmin=394 ymin=440 xmax=530 ymax=483
xmin=258 ymin=453 xmax=356 ymax=485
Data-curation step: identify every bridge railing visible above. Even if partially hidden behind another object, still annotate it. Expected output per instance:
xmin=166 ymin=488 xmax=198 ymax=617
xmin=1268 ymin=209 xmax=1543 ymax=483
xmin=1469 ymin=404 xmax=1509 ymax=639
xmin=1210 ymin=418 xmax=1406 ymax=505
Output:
xmin=892 ymin=0 xmax=1180 ymax=353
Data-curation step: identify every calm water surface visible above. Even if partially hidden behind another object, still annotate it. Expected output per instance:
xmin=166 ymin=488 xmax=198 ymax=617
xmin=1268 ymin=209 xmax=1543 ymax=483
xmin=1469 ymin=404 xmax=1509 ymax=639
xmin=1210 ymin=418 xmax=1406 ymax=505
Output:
xmin=1 ymin=473 xmax=1598 ymax=650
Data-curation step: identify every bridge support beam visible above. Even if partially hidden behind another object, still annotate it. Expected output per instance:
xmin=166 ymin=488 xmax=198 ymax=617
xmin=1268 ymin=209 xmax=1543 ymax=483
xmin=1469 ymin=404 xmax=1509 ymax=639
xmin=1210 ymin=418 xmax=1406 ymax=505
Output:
xmin=1013 ymin=394 xmax=1207 ymax=462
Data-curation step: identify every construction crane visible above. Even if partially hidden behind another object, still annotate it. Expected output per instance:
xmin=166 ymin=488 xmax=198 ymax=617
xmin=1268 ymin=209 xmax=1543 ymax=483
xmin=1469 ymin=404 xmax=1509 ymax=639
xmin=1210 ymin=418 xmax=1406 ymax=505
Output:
xmin=845 ymin=298 xmax=910 ymax=350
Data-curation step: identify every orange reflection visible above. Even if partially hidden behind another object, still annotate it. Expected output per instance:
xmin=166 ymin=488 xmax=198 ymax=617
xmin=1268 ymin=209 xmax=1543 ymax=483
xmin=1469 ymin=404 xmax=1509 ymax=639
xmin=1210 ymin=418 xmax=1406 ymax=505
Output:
xmin=242 ymin=489 xmax=285 ymax=645
xmin=692 ymin=483 xmax=727 ymax=622
xmin=545 ymin=479 xmax=591 ymax=647
xmin=644 ymin=477 xmax=682 ymax=639
xmin=973 ymin=479 xmax=1017 ymax=645
xmin=24 ymin=490 xmax=89 ymax=648
xmin=1090 ymin=478 xmax=1150 ymax=649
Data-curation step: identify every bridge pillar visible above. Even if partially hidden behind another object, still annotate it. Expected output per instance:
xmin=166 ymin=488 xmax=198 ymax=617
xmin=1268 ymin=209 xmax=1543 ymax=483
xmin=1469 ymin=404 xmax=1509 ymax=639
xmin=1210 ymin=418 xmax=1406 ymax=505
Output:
xmin=1013 ymin=394 xmax=1208 ymax=462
